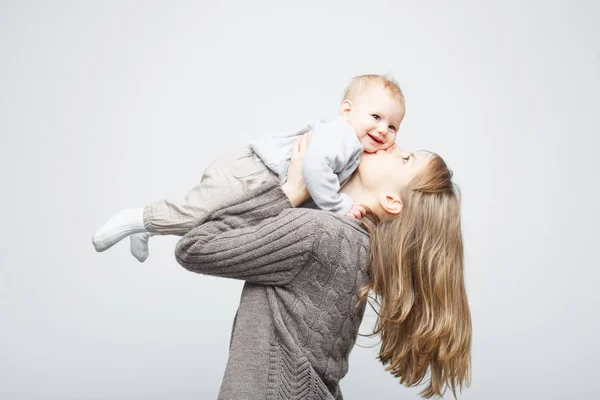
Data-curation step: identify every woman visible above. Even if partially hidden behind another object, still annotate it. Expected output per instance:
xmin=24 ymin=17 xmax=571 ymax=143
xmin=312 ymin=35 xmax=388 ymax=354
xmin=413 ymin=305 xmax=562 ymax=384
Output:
xmin=175 ymin=136 xmax=472 ymax=399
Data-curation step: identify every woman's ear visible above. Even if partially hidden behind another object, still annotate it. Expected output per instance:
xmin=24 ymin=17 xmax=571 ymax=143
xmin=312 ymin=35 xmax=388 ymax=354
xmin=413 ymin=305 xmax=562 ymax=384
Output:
xmin=340 ymin=99 xmax=353 ymax=120
xmin=378 ymin=193 xmax=403 ymax=216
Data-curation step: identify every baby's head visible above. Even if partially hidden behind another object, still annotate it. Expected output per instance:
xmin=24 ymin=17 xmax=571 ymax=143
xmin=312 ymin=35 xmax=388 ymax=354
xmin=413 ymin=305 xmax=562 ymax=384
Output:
xmin=340 ymin=74 xmax=405 ymax=153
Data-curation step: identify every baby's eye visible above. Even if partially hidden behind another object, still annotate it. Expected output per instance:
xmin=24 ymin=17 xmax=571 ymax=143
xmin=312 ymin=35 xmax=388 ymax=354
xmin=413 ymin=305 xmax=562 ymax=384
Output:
xmin=389 ymin=126 xmax=396 ymax=132
xmin=372 ymin=114 xmax=381 ymax=121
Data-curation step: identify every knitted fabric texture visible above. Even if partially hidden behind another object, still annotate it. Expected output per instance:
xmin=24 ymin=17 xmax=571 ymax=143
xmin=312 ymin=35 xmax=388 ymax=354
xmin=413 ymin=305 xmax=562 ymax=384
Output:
xmin=175 ymin=181 xmax=371 ymax=399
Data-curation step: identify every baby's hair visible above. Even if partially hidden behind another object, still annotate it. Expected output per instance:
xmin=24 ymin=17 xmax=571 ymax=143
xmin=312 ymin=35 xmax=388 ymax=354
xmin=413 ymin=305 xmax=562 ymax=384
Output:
xmin=342 ymin=74 xmax=405 ymax=107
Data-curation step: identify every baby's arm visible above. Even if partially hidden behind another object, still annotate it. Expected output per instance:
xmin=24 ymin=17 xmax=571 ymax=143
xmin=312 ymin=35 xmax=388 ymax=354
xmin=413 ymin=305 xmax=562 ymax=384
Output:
xmin=346 ymin=203 xmax=366 ymax=219
xmin=301 ymin=119 xmax=362 ymax=215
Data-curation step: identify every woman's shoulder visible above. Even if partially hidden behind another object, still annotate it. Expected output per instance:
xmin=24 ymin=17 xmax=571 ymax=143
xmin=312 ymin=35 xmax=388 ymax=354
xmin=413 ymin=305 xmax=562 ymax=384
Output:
xmin=285 ymin=207 xmax=370 ymax=241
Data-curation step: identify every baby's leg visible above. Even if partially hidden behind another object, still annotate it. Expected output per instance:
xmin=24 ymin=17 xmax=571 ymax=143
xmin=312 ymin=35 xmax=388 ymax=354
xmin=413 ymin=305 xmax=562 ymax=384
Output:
xmin=130 ymin=232 xmax=153 ymax=262
xmin=93 ymin=147 xmax=275 ymax=261
xmin=142 ymin=148 xmax=275 ymax=235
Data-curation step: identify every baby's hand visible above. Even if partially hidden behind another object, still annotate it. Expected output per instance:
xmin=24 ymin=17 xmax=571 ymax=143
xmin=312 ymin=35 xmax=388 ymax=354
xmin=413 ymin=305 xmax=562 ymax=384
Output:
xmin=345 ymin=203 xmax=366 ymax=219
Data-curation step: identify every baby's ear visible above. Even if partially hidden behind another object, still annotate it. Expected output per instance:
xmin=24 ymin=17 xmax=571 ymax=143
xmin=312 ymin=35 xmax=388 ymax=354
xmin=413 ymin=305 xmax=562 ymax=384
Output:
xmin=339 ymin=99 xmax=353 ymax=120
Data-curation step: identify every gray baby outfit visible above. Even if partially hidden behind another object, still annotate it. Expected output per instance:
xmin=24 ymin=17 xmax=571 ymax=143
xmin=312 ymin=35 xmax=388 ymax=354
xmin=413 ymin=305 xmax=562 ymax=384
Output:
xmin=175 ymin=180 xmax=371 ymax=399
xmin=143 ymin=117 xmax=363 ymax=234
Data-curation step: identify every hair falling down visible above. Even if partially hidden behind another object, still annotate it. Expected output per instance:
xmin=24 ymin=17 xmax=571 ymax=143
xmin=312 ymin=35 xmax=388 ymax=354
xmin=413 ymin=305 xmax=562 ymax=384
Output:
xmin=359 ymin=154 xmax=472 ymax=399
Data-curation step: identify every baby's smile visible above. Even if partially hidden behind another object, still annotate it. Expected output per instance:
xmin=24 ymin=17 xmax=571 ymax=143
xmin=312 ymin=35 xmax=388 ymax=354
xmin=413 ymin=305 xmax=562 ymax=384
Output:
xmin=367 ymin=133 xmax=383 ymax=144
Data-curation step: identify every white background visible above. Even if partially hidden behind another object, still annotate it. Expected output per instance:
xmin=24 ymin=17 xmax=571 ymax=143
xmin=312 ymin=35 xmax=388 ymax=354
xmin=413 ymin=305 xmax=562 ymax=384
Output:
xmin=1 ymin=1 xmax=599 ymax=399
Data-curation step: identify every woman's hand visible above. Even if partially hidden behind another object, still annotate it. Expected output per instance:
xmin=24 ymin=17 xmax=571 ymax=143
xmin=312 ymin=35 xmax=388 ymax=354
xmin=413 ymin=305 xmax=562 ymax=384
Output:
xmin=282 ymin=131 xmax=312 ymax=207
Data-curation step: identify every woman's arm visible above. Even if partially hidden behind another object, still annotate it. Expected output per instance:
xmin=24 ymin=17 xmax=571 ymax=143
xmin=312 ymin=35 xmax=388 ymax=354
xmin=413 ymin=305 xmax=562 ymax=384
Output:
xmin=175 ymin=134 xmax=317 ymax=285
xmin=175 ymin=181 xmax=320 ymax=285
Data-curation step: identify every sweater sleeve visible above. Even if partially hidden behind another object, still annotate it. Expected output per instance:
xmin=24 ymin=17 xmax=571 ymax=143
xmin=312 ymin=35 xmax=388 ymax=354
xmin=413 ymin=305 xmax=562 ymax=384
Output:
xmin=302 ymin=118 xmax=363 ymax=216
xmin=175 ymin=181 xmax=321 ymax=286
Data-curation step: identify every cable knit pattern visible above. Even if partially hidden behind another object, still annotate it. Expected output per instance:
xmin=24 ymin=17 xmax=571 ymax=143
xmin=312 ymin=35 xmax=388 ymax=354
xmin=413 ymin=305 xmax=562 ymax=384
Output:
xmin=176 ymin=181 xmax=371 ymax=399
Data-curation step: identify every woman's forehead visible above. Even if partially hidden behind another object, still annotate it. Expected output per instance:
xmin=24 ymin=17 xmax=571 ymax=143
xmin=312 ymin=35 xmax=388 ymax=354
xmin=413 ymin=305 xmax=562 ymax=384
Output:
xmin=415 ymin=150 xmax=433 ymax=157
xmin=410 ymin=152 xmax=432 ymax=173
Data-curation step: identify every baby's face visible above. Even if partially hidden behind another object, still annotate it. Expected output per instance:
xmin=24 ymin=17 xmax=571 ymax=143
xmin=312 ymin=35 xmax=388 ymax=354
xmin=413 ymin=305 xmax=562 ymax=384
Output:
xmin=342 ymin=86 xmax=405 ymax=153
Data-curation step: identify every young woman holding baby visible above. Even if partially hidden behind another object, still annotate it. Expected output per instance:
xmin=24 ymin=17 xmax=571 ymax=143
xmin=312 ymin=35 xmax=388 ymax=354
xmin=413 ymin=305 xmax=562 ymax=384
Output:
xmin=94 ymin=74 xmax=471 ymax=398
xmin=176 ymin=133 xmax=472 ymax=399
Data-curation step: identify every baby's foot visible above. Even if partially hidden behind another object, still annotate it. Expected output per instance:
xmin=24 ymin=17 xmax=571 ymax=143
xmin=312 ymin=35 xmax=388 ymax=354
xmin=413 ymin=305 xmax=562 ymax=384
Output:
xmin=92 ymin=208 xmax=146 ymax=252
xmin=130 ymin=232 xmax=153 ymax=263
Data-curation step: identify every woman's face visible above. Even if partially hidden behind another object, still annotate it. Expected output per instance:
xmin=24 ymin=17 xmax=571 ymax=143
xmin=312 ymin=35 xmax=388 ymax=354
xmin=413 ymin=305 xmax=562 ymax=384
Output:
xmin=357 ymin=144 xmax=430 ymax=195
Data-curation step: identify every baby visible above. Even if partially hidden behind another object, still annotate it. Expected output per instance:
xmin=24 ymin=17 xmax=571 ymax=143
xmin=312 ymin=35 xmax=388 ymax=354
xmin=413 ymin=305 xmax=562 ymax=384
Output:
xmin=92 ymin=74 xmax=405 ymax=262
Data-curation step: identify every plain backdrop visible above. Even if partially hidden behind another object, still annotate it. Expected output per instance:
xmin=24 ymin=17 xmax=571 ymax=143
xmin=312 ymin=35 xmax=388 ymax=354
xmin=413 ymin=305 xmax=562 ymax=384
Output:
xmin=1 ymin=1 xmax=599 ymax=399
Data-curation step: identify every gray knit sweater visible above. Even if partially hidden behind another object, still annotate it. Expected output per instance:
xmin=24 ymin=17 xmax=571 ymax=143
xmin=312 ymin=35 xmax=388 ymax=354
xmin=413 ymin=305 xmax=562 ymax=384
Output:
xmin=175 ymin=180 xmax=371 ymax=399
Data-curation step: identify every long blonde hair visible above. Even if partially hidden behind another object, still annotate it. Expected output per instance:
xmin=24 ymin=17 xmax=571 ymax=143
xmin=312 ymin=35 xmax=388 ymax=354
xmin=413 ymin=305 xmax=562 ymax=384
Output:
xmin=359 ymin=154 xmax=472 ymax=399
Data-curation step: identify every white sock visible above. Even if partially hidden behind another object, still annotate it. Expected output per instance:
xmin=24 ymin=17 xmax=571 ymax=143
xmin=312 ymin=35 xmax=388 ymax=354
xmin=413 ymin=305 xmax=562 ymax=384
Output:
xmin=92 ymin=208 xmax=147 ymax=252
xmin=130 ymin=232 xmax=154 ymax=263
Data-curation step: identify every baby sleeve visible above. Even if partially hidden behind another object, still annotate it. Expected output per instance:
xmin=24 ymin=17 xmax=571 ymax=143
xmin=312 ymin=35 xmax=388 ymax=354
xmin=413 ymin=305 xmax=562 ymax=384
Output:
xmin=301 ymin=117 xmax=363 ymax=215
